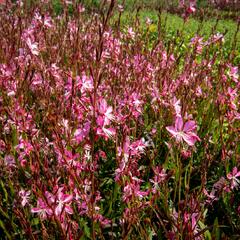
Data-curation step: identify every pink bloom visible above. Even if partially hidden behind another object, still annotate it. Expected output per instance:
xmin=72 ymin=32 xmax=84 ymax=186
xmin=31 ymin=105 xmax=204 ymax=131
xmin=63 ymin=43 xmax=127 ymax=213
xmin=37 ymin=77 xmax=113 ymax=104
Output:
xmin=171 ymin=97 xmax=181 ymax=117
xmin=130 ymin=92 xmax=143 ymax=117
xmin=0 ymin=140 xmax=6 ymax=152
xmin=187 ymin=6 xmax=196 ymax=14
xmin=150 ymin=166 xmax=167 ymax=193
xmin=43 ymin=16 xmax=53 ymax=28
xmin=130 ymin=139 xmax=146 ymax=154
xmin=184 ymin=212 xmax=199 ymax=232
xmin=203 ymin=188 xmax=218 ymax=204
xmin=98 ymin=150 xmax=107 ymax=160
xmin=93 ymin=214 xmax=111 ymax=226
xmin=26 ymin=38 xmax=39 ymax=56
xmin=31 ymin=198 xmax=53 ymax=220
xmin=146 ymin=17 xmax=152 ymax=25
xmin=78 ymin=4 xmax=85 ymax=13
xmin=55 ymin=188 xmax=73 ymax=216
xmin=98 ymin=98 xmax=115 ymax=125
xmin=96 ymin=116 xmax=116 ymax=139
xmin=19 ymin=189 xmax=31 ymax=207
xmin=151 ymin=128 xmax=157 ymax=135
xmin=229 ymin=66 xmax=238 ymax=83
xmin=123 ymin=181 xmax=148 ymax=203
xmin=227 ymin=167 xmax=240 ymax=190
xmin=166 ymin=116 xmax=200 ymax=146
xmin=96 ymin=98 xmax=116 ymax=140
xmin=128 ymin=28 xmax=135 ymax=39
xmin=213 ymin=33 xmax=224 ymax=43
xmin=181 ymin=149 xmax=192 ymax=159
xmin=82 ymin=75 xmax=94 ymax=92
xmin=74 ymin=121 xmax=91 ymax=143
xmin=117 ymin=4 xmax=124 ymax=12
xmin=16 ymin=139 xmax=33 ymax=155
xmin=4 ymin=155 xmax=16 ymax=168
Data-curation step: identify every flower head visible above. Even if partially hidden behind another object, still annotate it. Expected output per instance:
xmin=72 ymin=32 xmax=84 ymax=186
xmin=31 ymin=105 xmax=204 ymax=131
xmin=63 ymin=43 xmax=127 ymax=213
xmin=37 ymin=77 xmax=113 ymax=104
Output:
xmin=19 ymin=189 xmax=31 ymax=207
xmin=227 ymin=167 xmax=240 ymax=190
xmin=166 ymin=115 xmax=200 ymax=146
xmin=31 ymin=198 xmax=53 ymax=220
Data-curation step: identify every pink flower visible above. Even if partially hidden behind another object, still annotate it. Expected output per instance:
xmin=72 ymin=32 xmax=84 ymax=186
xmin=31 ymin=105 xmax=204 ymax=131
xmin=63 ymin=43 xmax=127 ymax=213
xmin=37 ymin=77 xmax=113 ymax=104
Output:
xmin=229 ymin=65 xmax=238 ymax=83
xmin=128 ymin=28 xmax=135 ymax=39
xmin=123 ymin=181 xmax=148 ymax=203
xmin=78 ymin=4 xmax=85 ymax=13
xmin=4 ymin=155 xmax=16 ymax=168
xmin=98 ymin=98 xmax=115 ymax=125
xmin=95 ymin=98 xmax=116 ymax=140
xmin=31 ymin=198 xmax=53 ymax=220
xmin=203 ymin=188 xmax=218 ymax=204
xmin=171 ymin=97 xmax=181 ymax=117
xmin=0 ymin=140 xmax=6 ymax=152
xmin=26 ymin=38 xmax=39 ymax=56
xmin=93 ymin=214 xmax=111 ymax=226
xmin=187 ymin=6 xmax=196 ymax=14
xmin=55 ymin=188 xmax=73 ymax=216
xmin=19 ymin=189 xmax=31 ymax=207
xmin=227 ymin=167 xmax=240 ymax=190
xmin=16 ymin=139 xmax=33 ymax=155
xmin=181 ymin=149 xmax=192 ymax=159
xmin=117 ymin=4 xmax=124 ymax=12
xmin=96 ymin=116 xmax=116 ymax=139
xmin=74 ymin=121 xmax=91 ymax=143
xmin=166 ymin=115 xmax=200 ymax=146
xmin=150 ymin=166 xmax=167 ymax=193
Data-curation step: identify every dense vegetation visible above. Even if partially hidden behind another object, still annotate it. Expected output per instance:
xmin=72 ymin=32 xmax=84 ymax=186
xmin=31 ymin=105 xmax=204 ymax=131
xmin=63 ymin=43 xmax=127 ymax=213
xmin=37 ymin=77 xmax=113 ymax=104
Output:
xmin=0 ymin=1 xmax=239 ymax=239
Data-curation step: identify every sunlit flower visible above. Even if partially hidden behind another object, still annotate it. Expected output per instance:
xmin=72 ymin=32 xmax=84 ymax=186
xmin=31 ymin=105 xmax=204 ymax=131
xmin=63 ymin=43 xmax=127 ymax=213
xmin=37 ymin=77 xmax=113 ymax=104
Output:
xmin=227 ymin=167 xmax=240 ymax=190
xmin=166 ymin=115 xmax=200 ymax=146
xmin=19 ymin=189 xmax=31 ymax=207
xmin=31 ymin=198 xmax=53 ymax=220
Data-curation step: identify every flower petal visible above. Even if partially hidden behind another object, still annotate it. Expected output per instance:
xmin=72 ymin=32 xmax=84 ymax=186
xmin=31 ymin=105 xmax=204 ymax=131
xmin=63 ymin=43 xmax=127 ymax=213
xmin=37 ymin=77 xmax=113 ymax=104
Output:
xmin=62 ymin=194 xmax=73 ymax=203
xmin=55 ymin=204 xmax=63 ymax=216
xmin=31 ymin=207 xmax=41 ymax=213
xmin=175 ymin=116 xmax=183 ymax=131
xmin=166 ymin=126 xmax=178 ymax=137
xmin=182 ymin=133 xmax=199 ymax=146
xmin=183 ymin=120 xmax=196 ymax=132
xmin=65 ymin=205 xmax=73 ymax=214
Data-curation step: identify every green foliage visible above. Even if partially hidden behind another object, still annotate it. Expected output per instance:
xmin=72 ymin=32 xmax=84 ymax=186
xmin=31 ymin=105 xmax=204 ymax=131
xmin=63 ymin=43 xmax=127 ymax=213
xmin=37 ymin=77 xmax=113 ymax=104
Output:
xmin=119 ymin=10 xmax=239 ymax=49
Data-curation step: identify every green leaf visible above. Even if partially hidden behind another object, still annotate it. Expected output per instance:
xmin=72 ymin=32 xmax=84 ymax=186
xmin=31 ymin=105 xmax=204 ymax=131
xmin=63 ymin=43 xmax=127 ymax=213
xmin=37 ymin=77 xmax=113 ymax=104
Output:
xmin=79 ymin=219 xmax=91 ymax=239
xmin=0 ymin=180 xmax=8 ymax=202
xmin=0 ymin=205 xmax=9 ymax=220
xmin=198 ymin=220 xmax=212 ymax=240
xmin=147 ymin=227 xmax=155 ymax=240
xmin=0 ymin=219 xmax=12 ymax=239
xmin=212 ymin=217 xmax=220 ymax=240
xmin=31 ymin=218 xmax=40 ymax=226
xmin=11 ymin=127 xmax=18 ymax=147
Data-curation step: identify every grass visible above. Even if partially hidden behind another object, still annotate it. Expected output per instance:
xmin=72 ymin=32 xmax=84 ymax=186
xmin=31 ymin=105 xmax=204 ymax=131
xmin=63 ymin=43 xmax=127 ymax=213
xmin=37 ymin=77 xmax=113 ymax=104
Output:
xmin=51 ymin=0 xmax=240 ymax=49
xmin=114 ymin=9 xmax=240 ymax=65
xmin=119 ymin=10 xmax=240 ymax=49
